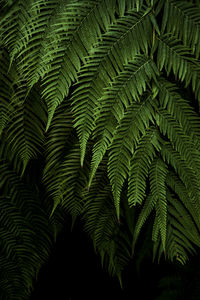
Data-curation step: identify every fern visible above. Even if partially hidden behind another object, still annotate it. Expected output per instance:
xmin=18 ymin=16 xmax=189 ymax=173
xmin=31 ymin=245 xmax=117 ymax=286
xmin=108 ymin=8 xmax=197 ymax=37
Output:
xmin=108 ymin=92 xmax=155 ymax=219
xmin=127 ymin=127 xmax=161 ymax=206
xmin=88 ymin=55 xmax=159 ymax=187
xmin=72 ymin=8 xmax=154 ymax=166
xmin=1 ymin=0 xmax=200 ymax=296
xmin=0 ymin=160 xmax=52 ymax=299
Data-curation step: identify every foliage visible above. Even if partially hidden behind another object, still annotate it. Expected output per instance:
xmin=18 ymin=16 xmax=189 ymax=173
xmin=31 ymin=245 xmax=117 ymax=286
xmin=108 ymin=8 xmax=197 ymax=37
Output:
xmin=0 ymin=0 xmax=200 ymax=297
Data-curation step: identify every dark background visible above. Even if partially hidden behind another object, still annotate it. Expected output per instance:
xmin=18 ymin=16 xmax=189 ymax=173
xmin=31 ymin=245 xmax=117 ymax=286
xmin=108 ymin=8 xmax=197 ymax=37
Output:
xmin=30 ymin=216 xmax=200 ymax=300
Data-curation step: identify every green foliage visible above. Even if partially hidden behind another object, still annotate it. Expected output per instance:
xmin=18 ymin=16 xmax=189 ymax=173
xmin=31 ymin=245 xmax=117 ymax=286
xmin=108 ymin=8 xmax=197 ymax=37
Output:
xmin=0 ymin=0 xmax=200 ymax=297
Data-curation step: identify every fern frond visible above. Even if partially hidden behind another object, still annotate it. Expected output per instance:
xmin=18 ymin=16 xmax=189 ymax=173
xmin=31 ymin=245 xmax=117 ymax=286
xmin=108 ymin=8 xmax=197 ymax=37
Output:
xmin=160 ymin=142 xmax=200 ymax=219
xmin=157 ymin=78 xmax=200 ymax=142
xmin=167 ymin=190 xmax=200 ymax=248
xmin=127 ymin=127 xmax=161 ymax=206
xmin=44 ymin=140 xmax=89 ymax=222
xmin=83 ymin=162 xmax=131 ymax=281
xmin=156 ymin=34 xmax=200 ymax=100
xmin=5 ymin=88 xmax=46 ymax=173
xmin=0 ymin=160 xmax=52 ymax=298
xmin=133 ymin=193 xmax=156 ymax=252
xmin=149 ymin=158 xmax=168 ymax=250
xmin=155 ymin=107 xmax=200 ymax=180
xmin=161 ymin=0 xmax=200 ymax=58
xmin=0 ymin=48 xmax=13 ymax=134
xmin=43 ymin=98 xmax=74 ymax=177
xmin=72 ymin=8 xmax=154 ymax=166
xmin=108 ymin=92 xmax=155 ymax=219
xmin=166 ymin=171 xmax=200 ymax=228
xmin=0 ymin=0 xmax=32 ymax=59
xmin=88 ymin=56 xmax=159 ymax=187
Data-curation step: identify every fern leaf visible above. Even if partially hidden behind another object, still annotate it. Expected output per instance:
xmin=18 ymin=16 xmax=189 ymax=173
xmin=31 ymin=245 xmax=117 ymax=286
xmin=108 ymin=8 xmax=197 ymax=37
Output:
xmin=108 ymin=93 xmax=156 ymax=219
xmin=133 ymin=193 xmax=156 ymax=252
xmin=161 ymin=0 xmax=200 ymax=58
xmin=0 ymin=49 xmax=13 ymax=134
xmin=157 ymin=78 xmax=200 ymax=142
xmin=0 ymin=160 xmax=52 ymax=298
xmin=72 ymin=8 xmax=154 ymax=166
xmin=167 ymin=190 xmax=200 ymax=248
xmin=5 ymin=88 xmax=46 ymax=172
xmin=156 ymin=107 xmax=200 ymax=180
xmin=160 ymin=142 xmax=200 ymax=218
xmin=128 ymin=127 xmax=161 ymax=206
xmin=156 ymin=34 xmax=200 ymax=101
xmin=166 ymin=171 xmax=200 ymax=228
xmin=88 ymin=56 xmax=159 ymax=187
xmin=149 ymin=158 xmax=168 ymax=250
xmin=43 ymin=99 xmax=74 ymax=177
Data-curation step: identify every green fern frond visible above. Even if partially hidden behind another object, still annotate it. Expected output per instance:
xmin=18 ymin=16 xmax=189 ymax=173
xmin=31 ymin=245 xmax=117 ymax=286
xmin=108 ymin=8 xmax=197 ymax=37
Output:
xmin=161 ymin=0 xmax=200 ymax=58
xmin=0 ymin=160 xmax=52 ymax=298
xmin=160 ymin=142 xmax=200 ymax=215
xmin=0 ymin=48 xmax=13 ymax=134
xmin=156 ymin=34 xmax=200 ymax=100
xmin=133 ymin=193 xmax=156 ymax=252
xmin=0 ymin=0 xmax=32 ymax=60
xmin=72 ymin=8 xmax=154 ymax=166
xmin=5 ymin=88 xmax=46 ymax=173
xmin=44 ymin=140 xmax=89 ymax=221
xmin=83 ymin=162 xmax=131 ymax=281
xmin=167 ymin=190 xmax=200 ymax=248
xmin=166 ymin=171 xmax=200 ymax=228
xmin=108 ymin=92 xmax=156 ymax=219
xmin=43 ymin=99 xmax=74 ymax=177
xmin=128 ymin=127 xmax=161 ymax=206
xmin=155 ymin=107 xmax=200 ymax=180
xmin=88 ymin=56 xmax=159 ymax=187
xmin=157 ymin=78 xmax=200 ymax=141
xmin=149 ymin=158 xmax=168 ymax=250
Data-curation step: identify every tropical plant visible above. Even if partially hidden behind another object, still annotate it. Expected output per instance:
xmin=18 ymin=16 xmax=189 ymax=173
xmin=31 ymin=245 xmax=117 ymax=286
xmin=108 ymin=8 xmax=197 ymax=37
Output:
xmin=0 ymin=0 xmax=200 ymax=298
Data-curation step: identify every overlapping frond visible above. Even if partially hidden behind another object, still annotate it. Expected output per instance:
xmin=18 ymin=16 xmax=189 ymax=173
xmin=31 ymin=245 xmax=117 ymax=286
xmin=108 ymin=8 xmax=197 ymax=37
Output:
xmin=153 ymin=189 xmax=200 ymax=265
xmin=157 ymin=78 xmax=200 ymax=141
xmin=108 ymin=92 xmax=156 ymax=219
xmin=83 ymin=159 xmax=131 ymax=282
xmin=156 ymin=34 xmax=200 ymax=101
xmin=161 ymin=0 xmax=200 ymax=58
xmin=4 ymin=88 xmax=47 ymax=173
xmin=149 ymin=158 xmax=168 ymax=250
xmin=127 ymin=127 xmax=161 ymax=206
xmin=0 ymin=48 xmax=13 ymax=134
xmin=0 ymin=159 xmax=52 ymax=299
xmin=72 ymin=8 xmax=154 ymax=166
xmin=1 ymin=0 xmax=200 ymax=295
xmin=88 ymin=55 xmax=159 ymax=187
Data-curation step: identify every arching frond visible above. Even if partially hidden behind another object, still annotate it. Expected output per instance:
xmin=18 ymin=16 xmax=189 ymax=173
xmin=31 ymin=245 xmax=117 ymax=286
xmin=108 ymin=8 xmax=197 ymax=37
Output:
xmin=4 ymin=88 xmax=47 ymax=173
xmin=88 ymin=56 xmax=159 ymax=187
xmin=161 ymin=0 xmax=200 ymax=58
xmin=156 ymin=34 xmax=200 ymax=101
xmin=43 ymin=98 xmax=74 ymax=177
xmin=128 ymin=127 xmax=161 ymax=206
xmin=44 ymin=140 xmax=89 ymax=222
xmin=83 ymin=160 xmax=131 ymax=282
xmin=72 ymin=8 xmax=154 ymax=166
xmin=149 ymin=158 xmax=168 ymax=250
xmin=166 ymin=171 xmax=200 ymax=228
xmin=157 ymin=78 xmax=200 ymax=142
xmin=155 ymin=107 xmax=200 ymax=180
xmin=108 ymin=92 xmax=155 ymax=219
xmin=0 ymin=49 xmax=13 ymax=134
xmin=160 ymin=142 xmax=200 ymax=212
xmin=0 ymin=160 xmax=52 ymax=299
xmin=133 ymin=193 xmax=156 ymax=251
